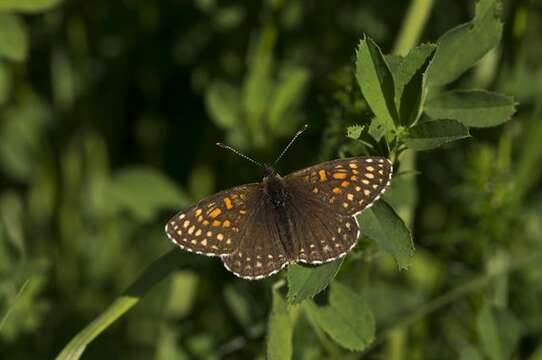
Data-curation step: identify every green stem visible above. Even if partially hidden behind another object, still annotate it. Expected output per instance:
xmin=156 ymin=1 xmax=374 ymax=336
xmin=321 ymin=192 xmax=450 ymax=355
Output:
xmin=392 ymin=0 xmax=435 ymax=55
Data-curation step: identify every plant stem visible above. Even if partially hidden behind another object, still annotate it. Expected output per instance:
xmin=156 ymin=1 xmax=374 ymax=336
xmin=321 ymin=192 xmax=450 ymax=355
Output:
xmin=392 ymin=0 xmax=435 ymax=55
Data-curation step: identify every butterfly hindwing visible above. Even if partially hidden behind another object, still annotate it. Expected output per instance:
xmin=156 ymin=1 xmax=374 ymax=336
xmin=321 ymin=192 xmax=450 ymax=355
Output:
xmin=220 ymin=197 xmax=289 ymax=280
xmin=286 ymin=190 xmax=360 ymax=264
xmin=165 ymin=183 xmax=263 ymax=256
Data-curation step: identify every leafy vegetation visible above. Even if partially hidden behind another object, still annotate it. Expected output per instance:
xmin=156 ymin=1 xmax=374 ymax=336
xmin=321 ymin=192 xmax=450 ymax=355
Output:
xmin=1 ymin=0 xmax=542 ymax=358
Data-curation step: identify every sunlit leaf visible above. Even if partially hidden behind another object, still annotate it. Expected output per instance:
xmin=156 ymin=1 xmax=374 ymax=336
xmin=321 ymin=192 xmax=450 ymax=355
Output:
xmin=393 ymin=44 xmax=436 ymax=127
xmin=108 ymin=167 xmax=189 ymax=221
xmin=0 ymin=13 xmax=28 ymax=61
xmin=403 ymin=119 xmax=470 ymax=151
xmin=346 ymin=125 xmax=363 ymax=139
xmin=0 ymin=0 xmax=62 ymax=13
xmin=426 ymin=0 xmax=503 ymax=87
xmin=357 ymin=200 xmax=414 ymax=269
xmin=355 ymin=35 xmax=398 ymax=130
xmin=205 ymin=80 xmax=241 ymax=129
xmin=287 ymin=260 xmax=343 ymax=305
xmin=425 ymin=90 xmax=516 ymax=127
xmin=304 ymin=282 xmax=374 ymax=351
xmin=243 ymin=24 xmax=276 ymax=146
xmin=268 ymin=66 xmax=309 ymax=131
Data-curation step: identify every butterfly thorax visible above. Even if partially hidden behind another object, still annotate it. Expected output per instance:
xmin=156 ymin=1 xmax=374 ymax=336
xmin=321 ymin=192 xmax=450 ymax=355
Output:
xmin=263 ymin=169 xmax=287 ymax=209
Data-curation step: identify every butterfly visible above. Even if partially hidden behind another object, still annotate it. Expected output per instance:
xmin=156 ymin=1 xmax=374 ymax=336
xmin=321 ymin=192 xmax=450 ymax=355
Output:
xmin=165 ymin=126 xmax=393 ymax=280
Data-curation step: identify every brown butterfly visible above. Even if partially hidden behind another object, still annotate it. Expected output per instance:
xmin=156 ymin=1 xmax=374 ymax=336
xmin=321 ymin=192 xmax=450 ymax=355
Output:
xmin=165 ymin=126 xmax=392 ymax=280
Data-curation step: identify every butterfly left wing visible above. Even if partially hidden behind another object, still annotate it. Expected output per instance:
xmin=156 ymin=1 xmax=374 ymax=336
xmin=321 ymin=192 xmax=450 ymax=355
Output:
xmin=165 ymin=183 xmax=263 ymax=256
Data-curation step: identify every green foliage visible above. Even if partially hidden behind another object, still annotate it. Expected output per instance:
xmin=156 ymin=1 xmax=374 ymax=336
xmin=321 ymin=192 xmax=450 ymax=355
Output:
xmin=287 ymin=260 xmax=343 ymax=304
xmin=107 ymin=167 xmax=189 ymax=222
xmin=477 ymin=305 xmax=521 ymax=360
xmin=355 ymin=36 xmax=398 ymax=130
xmin=0 ymin=0 xmax=62 ymax=13
xmin=267 ymin=283 xmax=294 ymax=360
xmin=403 ymin=119 xmax=471 ymax=151
xmin=0 ymin=13 xmax=27 ymax=61
xmin=304 ymin=282 xmax=374 ymax=351
xmin=426 ymin=0 xmax=503 ymax=87
xmin=1 ymin=0 xmax=541 ymax=358
xmin=357 ymin=201 xmax=414 ymax=269
xmin=425 ymin=90 xmax=517 ymax=127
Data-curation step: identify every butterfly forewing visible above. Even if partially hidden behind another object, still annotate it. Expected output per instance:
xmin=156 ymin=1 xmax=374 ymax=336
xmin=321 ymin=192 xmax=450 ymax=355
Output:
xmin=221 ymin=198 xmax=289 ymax=280
xmin=165 ymin=183 xmax=263 ymax=256
xmin=285 ymin=157 xmax=393 ymax=216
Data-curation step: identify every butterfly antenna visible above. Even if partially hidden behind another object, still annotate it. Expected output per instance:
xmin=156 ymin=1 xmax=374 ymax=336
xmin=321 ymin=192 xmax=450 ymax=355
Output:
xmin=216 ymin=142 xmax=265 ymax=169
xmin=273 ymin=124 xmax=308 ymax=166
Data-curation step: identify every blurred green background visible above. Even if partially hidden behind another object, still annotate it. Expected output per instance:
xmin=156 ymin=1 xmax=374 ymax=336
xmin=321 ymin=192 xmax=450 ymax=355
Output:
xmin=1 ymin=0 xmax=542 ymax=359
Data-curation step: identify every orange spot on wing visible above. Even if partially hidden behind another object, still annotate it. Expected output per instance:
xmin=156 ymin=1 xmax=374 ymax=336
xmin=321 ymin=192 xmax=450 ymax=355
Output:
xmin=209 ymin=208 xmax=222 ymax=218
xmin=212 ymin=220 xmax=222 ymax=227
xmin=223 ymin=197 xmax=233 ymax=209
xmin=332 ymin=172 xmax=348 ymax=179
xmin=341 ymin=181 xmax=350 ymax=187
xmin=332 ymin=187 xmax=342 ymax=194
xmin=318 ymin=169 xmax=327 ymax=181
xmin=223 ymin=220 xmax=231 ymax=228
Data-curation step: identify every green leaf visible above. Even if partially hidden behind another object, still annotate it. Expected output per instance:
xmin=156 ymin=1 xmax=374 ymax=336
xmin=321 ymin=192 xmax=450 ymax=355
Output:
xmin=0 ymin=13 xmax=28 ymax=61
xmin=287 ymin=260 xmax=343 ymax=304
xmin=357 ymin=200 xmax=414 ymax=269
xmin=476 ymin=306 xmax=521 ymax=360
xmin=56 ymin=250 xmax=186 ymax=360
xmin=0 ymin=62 xmax=10 ymax=105
xmin=530 ymin=344 xmax=542 ymax=360
xmin=304 ymin=282 xmax=374 ymax=351
xmin=424 ymin=90 xmax=516 ymax=128
xmin=403 ymin=119 xmax=470 ymax=151
xmin=346 ymin=125 xmax=363 ymax=139
xmin=0 ymin=93 xmax=50 ymax=181
xmin=355 ymin=35 xmax=398 ymax=130
xmin=0 ymin=0 xmax=62 ymax=13
xmin=459 ymin=345 xmax=485 ymax=360
xmin=426 ymin=0 xmax=503 ymax=87
xmin=394 ymin=44 xmax=436 ymax=127
xmin=268 ymin=66 xmax=309 ymax=131
xmin=108 ymin=167 xmax=189 ymax=221
xmin=205 ymin=81 xmax=241 ymax=129
xmin=224 ymin=285 xmax=252 ymax=329
xmin=267 ymin=284 xmax=294 ymax=360
xmin=243 ymin=24 xmax=276 ymax=146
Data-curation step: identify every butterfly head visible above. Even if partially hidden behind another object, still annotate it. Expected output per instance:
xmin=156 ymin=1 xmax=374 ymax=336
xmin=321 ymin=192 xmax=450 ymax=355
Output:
xmin=263 ymin=165 xmax=280 ymax=180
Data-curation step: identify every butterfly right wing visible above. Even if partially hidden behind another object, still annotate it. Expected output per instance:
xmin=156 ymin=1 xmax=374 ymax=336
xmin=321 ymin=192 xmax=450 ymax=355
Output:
xmin=221 ymin=195 xmax=289 ymax=280
xmin=165 ymin=183 xmax=264 ymax=257
xmin=286 ymin=186 xmax=360 ymax=264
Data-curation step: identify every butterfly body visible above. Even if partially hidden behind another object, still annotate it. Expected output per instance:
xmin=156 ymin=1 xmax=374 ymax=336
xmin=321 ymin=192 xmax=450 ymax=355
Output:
xmin=263 ymin=169 xmax=299 ymax=259
xmin=166 ymin=156 xmax=393 ymax=280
